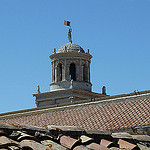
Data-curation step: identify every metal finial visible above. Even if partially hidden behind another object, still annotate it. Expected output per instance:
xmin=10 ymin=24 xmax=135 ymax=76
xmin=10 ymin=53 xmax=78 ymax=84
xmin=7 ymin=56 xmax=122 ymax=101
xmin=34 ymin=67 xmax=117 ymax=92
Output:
xmin=64 ymin=20 xmax=72 ymax=43
xmin=68 ymin=28 xmax=72 ymax=43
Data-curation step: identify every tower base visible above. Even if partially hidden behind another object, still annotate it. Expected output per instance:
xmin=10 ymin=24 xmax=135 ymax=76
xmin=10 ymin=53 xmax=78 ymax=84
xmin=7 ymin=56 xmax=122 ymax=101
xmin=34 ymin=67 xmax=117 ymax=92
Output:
xmin=33 ymin=89 xmax=106 ymax=107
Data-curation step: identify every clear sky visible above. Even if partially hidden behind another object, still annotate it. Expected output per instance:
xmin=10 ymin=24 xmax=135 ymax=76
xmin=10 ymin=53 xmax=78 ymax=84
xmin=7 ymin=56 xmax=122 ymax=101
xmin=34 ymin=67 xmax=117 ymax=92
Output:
xmin=0 ymin=0 xmax=150 ymax=113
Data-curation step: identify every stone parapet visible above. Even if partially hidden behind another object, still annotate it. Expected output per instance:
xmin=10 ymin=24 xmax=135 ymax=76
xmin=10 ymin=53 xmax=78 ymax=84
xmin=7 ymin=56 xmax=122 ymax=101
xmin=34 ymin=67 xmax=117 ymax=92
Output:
xmin=50 ymin=80 xmax=92 ymax=92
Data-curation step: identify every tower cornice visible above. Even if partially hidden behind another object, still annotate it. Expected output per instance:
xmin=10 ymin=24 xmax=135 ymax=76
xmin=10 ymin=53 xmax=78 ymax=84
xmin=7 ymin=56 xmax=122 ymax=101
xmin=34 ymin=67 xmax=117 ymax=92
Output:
xmin=50 ymin=52 xmax=92 ymax=60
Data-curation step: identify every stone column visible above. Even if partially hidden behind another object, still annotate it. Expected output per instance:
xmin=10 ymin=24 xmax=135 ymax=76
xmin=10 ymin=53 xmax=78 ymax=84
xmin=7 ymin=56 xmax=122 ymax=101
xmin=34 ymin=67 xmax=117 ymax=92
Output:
xmin=81 ymin=66 xmax=84 ymax=81
xmin=65 ymin=65 xmax=70 ymax=81
xmin=76 ymin=66 xmax=80 ymax=81
xmin=62 ymin=65 xmax=66 ymax=81
xmin=88 ymin=61 xmax=90 ymax=82
xmin=62 ymin=60 xmax=66 ymax=81
xmin=55 ymin=66 xmax=58 ymax=82
xmin=52 ymin=61 xmax=54 ymax=83
xmin=79 ymin=59 xmax=83 ymax=81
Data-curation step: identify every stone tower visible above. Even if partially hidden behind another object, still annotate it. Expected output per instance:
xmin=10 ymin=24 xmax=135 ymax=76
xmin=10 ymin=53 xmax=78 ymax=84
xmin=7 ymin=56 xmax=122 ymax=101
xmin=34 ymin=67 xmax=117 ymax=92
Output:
xmin=50 ymin=43 xmax=92 ymax=92
xmin=33 ymin=43 xmax=105 ymax=107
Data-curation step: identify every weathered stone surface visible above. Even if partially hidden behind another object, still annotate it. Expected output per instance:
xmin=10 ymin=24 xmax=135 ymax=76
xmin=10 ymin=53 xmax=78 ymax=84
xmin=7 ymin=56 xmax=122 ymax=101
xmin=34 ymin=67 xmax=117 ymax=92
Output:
xmin=132 ymin=135 xmax=150 ymax=142
xmin=109 ymin=148 xmax=121 ymax=150
xmin=34 ymin=88 xmax=103 ymax=108
xmin=80 ymin=135 xmax=93 ymax=143
xmin=57 ymin=43 xmax=85 ymax=53
xmin=112 ymin=132 xmax=133 ymax=139
xmin=0 ymin=122 xmax=18 ymax=130
xmin=47 ymin=125 xmax=84 ymax=132
xmin=20 ymin=140 xmax=52 ymax=150
xmin=41 ymin=139 xmax=67 ymax=150
xmin=137 ymin=143 xmax=150 ymax=150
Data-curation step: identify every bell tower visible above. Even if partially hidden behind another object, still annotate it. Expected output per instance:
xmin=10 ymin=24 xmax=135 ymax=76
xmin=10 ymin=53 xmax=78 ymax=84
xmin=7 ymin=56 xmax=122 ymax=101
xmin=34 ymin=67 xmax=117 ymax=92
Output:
xmin=33 ymin=21 xmax=105 ymax=107
xmin=50 ymin=43 xmax=92 ymax=92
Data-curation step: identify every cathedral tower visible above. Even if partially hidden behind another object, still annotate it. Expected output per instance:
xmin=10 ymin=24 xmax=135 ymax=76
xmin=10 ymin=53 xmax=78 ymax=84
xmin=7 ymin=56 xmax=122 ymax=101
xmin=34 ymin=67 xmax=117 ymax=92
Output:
xmin=33 ymin=22 xmax=105 ymax=107
xmin=50 ymin=43 xmax=92 ymax=92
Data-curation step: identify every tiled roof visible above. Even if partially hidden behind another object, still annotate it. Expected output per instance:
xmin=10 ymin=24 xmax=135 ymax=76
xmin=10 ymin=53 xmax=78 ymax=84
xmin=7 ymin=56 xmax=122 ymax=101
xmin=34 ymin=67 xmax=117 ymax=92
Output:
xmin=0 ymin=91 xmax=150 ymax=131
xmin=0 ymin=122 xmax=150 ymax=150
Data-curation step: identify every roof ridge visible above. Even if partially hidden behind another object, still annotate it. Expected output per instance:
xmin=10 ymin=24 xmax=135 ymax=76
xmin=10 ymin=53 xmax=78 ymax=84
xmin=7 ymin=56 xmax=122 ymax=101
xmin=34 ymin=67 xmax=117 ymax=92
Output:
xmin=0 ymin=91 xmax=150 ymax=119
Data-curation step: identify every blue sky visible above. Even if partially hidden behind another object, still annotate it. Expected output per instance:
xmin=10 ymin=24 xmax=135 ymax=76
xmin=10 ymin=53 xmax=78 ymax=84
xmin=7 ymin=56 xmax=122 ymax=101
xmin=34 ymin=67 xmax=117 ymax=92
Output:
xmin=0 ymin=0 xmax=150 ymax=113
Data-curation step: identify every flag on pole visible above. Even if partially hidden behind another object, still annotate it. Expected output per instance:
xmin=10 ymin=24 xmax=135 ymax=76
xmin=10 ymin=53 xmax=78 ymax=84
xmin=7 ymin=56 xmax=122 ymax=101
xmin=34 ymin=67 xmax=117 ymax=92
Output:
xmin=64 ymin=20 xmax=70 ymax=26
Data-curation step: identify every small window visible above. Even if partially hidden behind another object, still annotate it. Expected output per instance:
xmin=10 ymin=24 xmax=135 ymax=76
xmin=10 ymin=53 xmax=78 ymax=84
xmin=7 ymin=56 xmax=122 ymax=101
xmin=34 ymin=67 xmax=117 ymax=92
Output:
xmin=70 ymin=63 xmax=76 ymax=81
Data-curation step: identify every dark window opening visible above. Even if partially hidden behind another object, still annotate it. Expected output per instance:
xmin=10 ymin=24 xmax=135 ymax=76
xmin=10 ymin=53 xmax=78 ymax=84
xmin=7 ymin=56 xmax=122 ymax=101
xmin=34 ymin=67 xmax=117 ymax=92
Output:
xmin=57 ymin=63 xmax=62 ymax=81
xmin=70 ymin=63 xmax=76 ymax=81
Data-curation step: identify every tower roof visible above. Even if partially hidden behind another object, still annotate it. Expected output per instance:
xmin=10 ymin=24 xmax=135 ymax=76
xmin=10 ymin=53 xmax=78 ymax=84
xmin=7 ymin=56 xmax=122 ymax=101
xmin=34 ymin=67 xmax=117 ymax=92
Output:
xmin=57 ymin=43 xmax=85 ymax=53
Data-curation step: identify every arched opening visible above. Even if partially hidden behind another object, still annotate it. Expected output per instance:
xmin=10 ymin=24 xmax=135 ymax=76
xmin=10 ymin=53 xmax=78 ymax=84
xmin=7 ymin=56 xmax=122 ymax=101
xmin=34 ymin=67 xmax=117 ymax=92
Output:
xmin=70 ymin=63 xmax=76 ymax=81
xmin=83 ymin=64 xmax=88 ymax=82
xmin=57 ymin=63 xmax=62 ymax=82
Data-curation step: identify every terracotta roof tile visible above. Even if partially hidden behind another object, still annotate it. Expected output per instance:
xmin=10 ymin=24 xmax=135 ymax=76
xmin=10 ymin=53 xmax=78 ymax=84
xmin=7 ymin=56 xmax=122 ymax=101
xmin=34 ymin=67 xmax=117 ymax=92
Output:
xmin=118 ymin=139 xmax=137 ymax=150
xmin=0 ymin=122 xmax=149 ymax=150
xmin=0 ymin=93 xmax=150 ymax=132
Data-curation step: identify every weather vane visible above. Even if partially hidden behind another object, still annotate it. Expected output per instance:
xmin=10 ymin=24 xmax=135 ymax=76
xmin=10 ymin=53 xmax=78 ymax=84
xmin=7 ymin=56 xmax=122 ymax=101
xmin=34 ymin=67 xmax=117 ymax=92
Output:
xmin=64 ymin=20 xmax=72 ymax=43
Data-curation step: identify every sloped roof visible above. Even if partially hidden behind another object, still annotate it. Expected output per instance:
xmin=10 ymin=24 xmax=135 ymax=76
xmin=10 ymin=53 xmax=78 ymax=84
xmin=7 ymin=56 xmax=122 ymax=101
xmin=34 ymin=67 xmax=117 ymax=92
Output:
xmin=0 ymin=90 xmax=150 ymax=132
xmin=0 ymin=122 xmax=149 ymax=150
